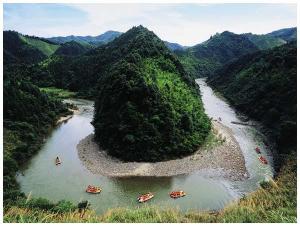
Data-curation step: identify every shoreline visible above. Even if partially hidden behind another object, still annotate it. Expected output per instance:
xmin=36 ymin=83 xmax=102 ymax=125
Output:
xmin=56 ymin=108 xmax=80 ymax=125
xmin=77 ymin=121 xmax=249 ymax=181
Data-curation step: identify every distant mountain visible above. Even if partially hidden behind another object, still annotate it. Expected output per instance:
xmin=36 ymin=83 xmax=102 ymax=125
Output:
xmin=267 ymin=27 xmax=297 ymax=42
xmin=54 ymin=41 xmax=92 ymax=56
xmin=177 ymin=31 xmax=259 ymax=78
xmin=164 ymin=41 xmax=187 ymax=51
xmin=47 ymin=31 xmax=122 ymax=46
xmin=242 ymin=33 xmax=286 ymax=50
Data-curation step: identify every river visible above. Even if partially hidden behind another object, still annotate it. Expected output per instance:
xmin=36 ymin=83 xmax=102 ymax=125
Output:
xmin=16 ymin=79 xmax=274 ymax=214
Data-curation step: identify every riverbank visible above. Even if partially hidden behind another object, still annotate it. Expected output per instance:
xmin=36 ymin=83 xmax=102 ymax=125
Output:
xmin=56 ymin=108 xmax=80 ymax=125
xmin=77 ymin=121 xmax=248 ymax=181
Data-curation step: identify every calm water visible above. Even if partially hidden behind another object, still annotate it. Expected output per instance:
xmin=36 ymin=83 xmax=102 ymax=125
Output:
xmin=17 ymin=80 xmax=274 ymax=214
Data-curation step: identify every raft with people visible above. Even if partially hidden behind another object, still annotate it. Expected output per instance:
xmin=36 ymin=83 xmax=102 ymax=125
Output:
xmin=86 ymin=185 xmax=102 ymax=194
xmin=259 ymin=156 xmax=268 ymax=164
xmin=137 ymin=192 xmax=154 ymax=203
xmin=169 ymin=190 xmax=186 ymax=199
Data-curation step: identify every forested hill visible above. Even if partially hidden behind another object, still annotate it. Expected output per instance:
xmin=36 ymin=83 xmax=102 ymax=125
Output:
xmin=176 ymin=27 xmax=296 ymax=78
xmin=34 ymin=26 xmax=196 ymax=98
xmin=242 ymin=33 xmax=286 ymax=50
xmin=54 ymin=41 xmax=92 ymax=56
xmin=92 ymin=25 xmax=211 ymax=161
xmin=209 ymin=42 xmax=297 ymax=166
xmin=176 ymin=31 xmax=259 ymax=78
xmin=267 ymin=27 xmax=297 ymax=42
xmin=4 ymin=31 xmax=48 ymax=64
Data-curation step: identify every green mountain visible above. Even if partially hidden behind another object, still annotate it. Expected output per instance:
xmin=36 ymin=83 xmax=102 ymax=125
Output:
xmin=92 ymin=26 xmax=211 ymax=161
xmin=4 ymin=31 xmax=47 ymax=64
xmin=54 ymin=41 xmax=92 ymax=56
xmin=267 ymin=27 xmax=297 ymax=42
xmin=209 ymin=42 xmax=296 ymax=161
xmin=19 ymin=35 xmax=59 ymax=56
xmin=242 ymin=33 xmax=286 ymax=50
xmin=47 ymin=30 xmax=122 ymax=46
xmin=177 ymin=31 xmax=259 ymax=78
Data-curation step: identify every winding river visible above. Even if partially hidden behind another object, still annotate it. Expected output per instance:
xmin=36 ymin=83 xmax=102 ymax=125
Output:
xmin=17 ymin=79 xmax=274 ymax=214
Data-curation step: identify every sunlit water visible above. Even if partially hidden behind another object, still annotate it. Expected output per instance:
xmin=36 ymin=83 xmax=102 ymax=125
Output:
xmin=17 ymin=80 xmax=274 ymax=214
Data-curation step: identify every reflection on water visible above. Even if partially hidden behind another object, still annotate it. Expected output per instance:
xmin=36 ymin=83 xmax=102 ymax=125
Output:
xmin=17 ymin=80 xmax=274 ymax=214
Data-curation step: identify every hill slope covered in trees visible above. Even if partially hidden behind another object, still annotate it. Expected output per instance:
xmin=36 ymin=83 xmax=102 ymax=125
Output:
xmin=176 ymin=27 xmax=296 ymax=78
xmin=3 ymin=31 xmax=48 ymax=64
xmin=54 ymin=41 xmax=92 ymax=56
xmin=208 ymin=42 xmax=297 ymax=166
xmin=92 ymin=26 xmax=211 ymax=161
xmin=176 ymin=31 xmax=259 ymax=78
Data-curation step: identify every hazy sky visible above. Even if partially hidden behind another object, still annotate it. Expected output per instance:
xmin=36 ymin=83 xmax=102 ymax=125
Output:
xmin=3 ymin=3 xmax=297 ymax=46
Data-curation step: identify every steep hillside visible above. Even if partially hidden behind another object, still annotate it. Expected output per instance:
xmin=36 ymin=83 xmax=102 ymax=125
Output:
xmin=3 ymin=31 xmax=47 ymax=64
xmin=177 ymin=31 xmax=259 ymax=78
xmin=19 ymin=35 xmax=59 ymax=56
xmin=47 ymin=30 xmax=122 ymax=45
xmin=209 ymin=42 xmax=296 ymax=164
xmin=242 ymin=33 xmax=286 ymax=50
xmin=267 ymin=27 xmax=297 ymax=42
xmin=54 ymin=41 xmax=91 ymax=56
xmin=92 ymin=26 xmax=211 ymax=161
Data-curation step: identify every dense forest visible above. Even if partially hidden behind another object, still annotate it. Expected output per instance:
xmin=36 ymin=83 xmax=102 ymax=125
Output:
xmin=92 ymin=26 xmax=211 ymax=161
xmin=54 ymin=41 xmax=92 ymax=56
xmin=175 ymin=28 xmax=296 ymax=78
xmin=209 ymin=41 xmax=297 ymax=167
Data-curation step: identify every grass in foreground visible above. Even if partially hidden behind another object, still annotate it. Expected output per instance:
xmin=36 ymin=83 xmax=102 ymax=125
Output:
xmin=4 ymin=155 xmax=296 ymax=223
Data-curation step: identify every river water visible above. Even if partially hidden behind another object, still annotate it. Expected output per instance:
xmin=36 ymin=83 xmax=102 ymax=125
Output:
xmin=17 ymin=79 xmax=274 ymax=214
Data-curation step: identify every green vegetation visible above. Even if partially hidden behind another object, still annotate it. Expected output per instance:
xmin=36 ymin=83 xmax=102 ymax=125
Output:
xmin=267 ymin=27 xmax=297 ymax=42
xmin=4 ymin=154 xmax=296 ymax=223
xmin=243 ymin=33 xmax=286 ymax=50
xmin=175 ymin=28 xmax=296 ymax=78
xmin=176 ymin=31 xmax=258 ymax=78
xmin=4 ymin=31 xmax=47 ymax=64
xmin=93 ymin=26 xmax=211 ymax=161
xmin=19 ymin=34 xmax=60 ymax=56
xmin=54 ymin=41 xmax=91 ymax=56
xmin=209 ymin=42 xmax=296 ymax=166
xmin=40 ymin=87 xmax=76 ymax=99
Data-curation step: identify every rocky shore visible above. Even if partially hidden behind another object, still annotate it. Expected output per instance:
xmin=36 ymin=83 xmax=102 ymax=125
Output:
xmin=77 ymin=121 xmax=249 ymax=181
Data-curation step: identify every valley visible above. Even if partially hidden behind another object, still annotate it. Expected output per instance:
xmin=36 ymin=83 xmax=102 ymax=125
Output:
xmin=3 ymin=22 xmax=297 ymax=223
